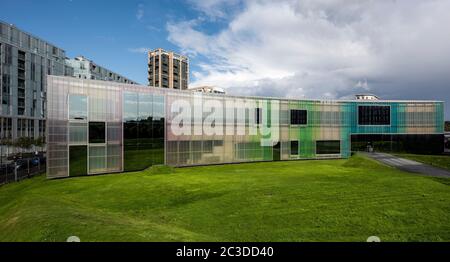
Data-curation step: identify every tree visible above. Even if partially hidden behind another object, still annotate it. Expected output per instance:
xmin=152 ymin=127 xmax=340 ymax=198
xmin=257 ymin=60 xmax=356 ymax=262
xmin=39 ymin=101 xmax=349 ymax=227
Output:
xmin=0 ymin=138 xmax=13 ymax=165
xmin=14 ymin=137 xmax=34 ymax=157
xmin=34 ymin=136 xmax=45 ymax=153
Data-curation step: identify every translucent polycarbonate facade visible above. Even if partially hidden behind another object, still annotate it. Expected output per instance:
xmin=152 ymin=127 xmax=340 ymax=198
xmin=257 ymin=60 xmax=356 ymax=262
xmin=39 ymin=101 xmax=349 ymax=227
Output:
xmin=47 ymin=76 xmax=125 ymax=178
xmin=46 ymin=76 xmax=445 ymax=178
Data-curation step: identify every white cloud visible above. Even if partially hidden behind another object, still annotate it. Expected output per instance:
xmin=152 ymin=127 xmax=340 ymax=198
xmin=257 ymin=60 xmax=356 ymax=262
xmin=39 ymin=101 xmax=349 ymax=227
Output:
xmin=136 ymin=4 xmax=144 ymax=21
xmin=128 ymin=47 xmax=151 ymax=54
xmin=187 ymin=0 xmax=241 ymax=19
xmin=167 ymin=0 xmax=450 ymax=118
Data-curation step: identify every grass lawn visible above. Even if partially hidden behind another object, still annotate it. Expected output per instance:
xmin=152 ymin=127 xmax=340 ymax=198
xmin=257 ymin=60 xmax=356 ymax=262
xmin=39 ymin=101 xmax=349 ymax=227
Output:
xmin=394 ymin=153 xmax=450 ymax=171
xmin=0 ymin=154 xmax=449 ymax=242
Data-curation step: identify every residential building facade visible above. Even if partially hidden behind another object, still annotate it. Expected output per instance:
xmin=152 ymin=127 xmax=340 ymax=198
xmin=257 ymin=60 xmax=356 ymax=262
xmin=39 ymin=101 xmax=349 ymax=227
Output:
xmin=0 ymin=21 xmax=70 ymax=143
xmin=46 ymin=76 xmax=445 ymax=178
xmin=65 ymin=56 xmax=137 ymax=84
xmin=148 ymin=48 xmax=188 ymax=89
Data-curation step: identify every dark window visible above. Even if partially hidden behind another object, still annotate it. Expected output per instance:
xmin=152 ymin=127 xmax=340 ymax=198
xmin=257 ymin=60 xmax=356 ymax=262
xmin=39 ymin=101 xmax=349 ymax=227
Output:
xmin=5 ymin=44 xmax=12 ymax=65
xmin=291 ymin=109 xmax=307 ymax=125
xmin=290 ymin=141 xmax=299 ymax=155
xmin=255 ymin=108 xmax=262 ymax=124
xmin=203 ymin=140 xmax=213 ymax=153
xmin=89 ymin=122 xmax=105 ymax=143
xmin=358 ymin=106 xmax=390 ymax=125
xmin=316 ymin=140 xmax=340 ymax=154
xmin=351 ymin=134 xmax=444 ymax=155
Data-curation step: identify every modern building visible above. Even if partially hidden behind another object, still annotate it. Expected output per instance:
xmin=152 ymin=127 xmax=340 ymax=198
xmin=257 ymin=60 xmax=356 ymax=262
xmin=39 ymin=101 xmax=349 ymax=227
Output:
xmin=46 ymin=76 xmax=445 ymax=178
xmin=148 ymin=48 xmax=188 ymax=89
xmin=65 ymin=56 xmax=138 ymax=84
xmin=355 ymin=94 xmax=379 ymax=100
xmin=189 ymin=86 xmax=225 ymax=94
xmin=0 ymin=21 xmax=71 ymax=143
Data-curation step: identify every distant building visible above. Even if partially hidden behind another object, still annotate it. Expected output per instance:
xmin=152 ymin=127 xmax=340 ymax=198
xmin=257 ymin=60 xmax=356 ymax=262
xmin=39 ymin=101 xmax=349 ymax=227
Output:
xmin=189 ymin=86 xmax=225 ymax=94
xmin=355 ymin=94 xmax=379 ymax=100
xmin=0 ymin=20 xmax=71 ymax=142
xmin=148 ymin=48 xmax=188 ymax=89
xmin=65 ymin=56 xmax=137 ymax=84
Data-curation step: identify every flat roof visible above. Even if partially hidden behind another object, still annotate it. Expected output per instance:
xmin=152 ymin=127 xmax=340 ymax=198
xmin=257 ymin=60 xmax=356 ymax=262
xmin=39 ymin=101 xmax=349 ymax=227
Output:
xmin=0 ymin=19 xmax=66 ymax=52
xmin=48 ymin=75 xmax=444 ymax=104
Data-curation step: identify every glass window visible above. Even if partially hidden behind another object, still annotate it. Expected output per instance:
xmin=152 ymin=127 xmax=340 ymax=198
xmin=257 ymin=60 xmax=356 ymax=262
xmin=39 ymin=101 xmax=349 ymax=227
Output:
xmin=153 ymin=95 xmax=165 ymax=119
xmin=139 ymin=93 xmax=153 ymax=120
xmin=203 ymin=141 xmax=213 ymax=153
xmin=316 ymin=140 xmax=340 ymax=155
xmin=107 ymin=144 xmax=122 ymax=172
xmin=291 ymin=109 xmax=307 ymax=125
xmin=69 ymin=122 xmax=87 ymax=144
xmin=255 ymin=108 xmax=262 ymax=124
xmin=89 ymin=145 xmax=106 ymax=173
xmin=69 ymin=94 xmax=87 ymax=120
xmin=123 ymin=93 xmax=165 ymax=171
xmin=89 ymin=122 xmax=105 ymax=143
xmin=107 ymin=122 xmax=121 ymax=143
xmin=290 ymin=141 xmax=299 ymax=155
xmin=358 ymin=106 xmax=390 ymax=125
xmin=124 ymin=92 xmax=138 ymax=121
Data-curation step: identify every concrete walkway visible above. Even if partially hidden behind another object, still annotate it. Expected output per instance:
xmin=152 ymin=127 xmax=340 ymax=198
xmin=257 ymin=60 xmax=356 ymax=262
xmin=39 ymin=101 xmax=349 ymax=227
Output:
xmin=365 ymin=152 xmax=450 ymax=178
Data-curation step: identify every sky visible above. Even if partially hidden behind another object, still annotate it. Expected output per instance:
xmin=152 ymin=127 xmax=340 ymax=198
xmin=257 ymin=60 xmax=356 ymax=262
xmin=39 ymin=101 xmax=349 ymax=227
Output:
xmin=2 ymin=0 xmax=450 ymax=119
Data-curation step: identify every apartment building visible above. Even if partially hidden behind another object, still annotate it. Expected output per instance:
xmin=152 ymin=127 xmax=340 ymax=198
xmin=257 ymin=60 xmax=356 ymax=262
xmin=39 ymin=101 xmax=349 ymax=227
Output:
xmin=148 ymin=48 xmax=188 ymax=89
xmin=65 ymin=56 xmax=138 ymax=85
xmin=0 ymin=20 xmax=71 ymax=142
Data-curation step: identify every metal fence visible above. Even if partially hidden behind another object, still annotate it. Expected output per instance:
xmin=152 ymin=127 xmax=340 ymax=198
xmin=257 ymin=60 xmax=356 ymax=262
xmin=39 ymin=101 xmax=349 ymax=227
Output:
xmin=0 ymin=159 xmax=46 ymax=186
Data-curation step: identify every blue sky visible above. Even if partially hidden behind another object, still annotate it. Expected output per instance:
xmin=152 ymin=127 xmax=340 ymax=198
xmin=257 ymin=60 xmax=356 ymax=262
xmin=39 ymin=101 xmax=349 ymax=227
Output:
xmin=2 ymin=0 xmax=450 ymax=119
xmin=1 ymin=0 xmax=217 ymax=84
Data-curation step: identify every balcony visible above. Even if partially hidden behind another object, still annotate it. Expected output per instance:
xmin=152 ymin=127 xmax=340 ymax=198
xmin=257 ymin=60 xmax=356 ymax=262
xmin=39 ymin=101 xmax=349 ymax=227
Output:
xmin=18 ymin=71 xmax=25 ymax=79
xmin=18 ymin=52 xmax=25 ymax=61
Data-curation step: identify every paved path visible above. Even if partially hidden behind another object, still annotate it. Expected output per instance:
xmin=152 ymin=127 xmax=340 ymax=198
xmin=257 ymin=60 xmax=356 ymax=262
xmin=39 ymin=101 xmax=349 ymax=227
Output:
xmin=365 ymin=152 xmax=450 ymax=178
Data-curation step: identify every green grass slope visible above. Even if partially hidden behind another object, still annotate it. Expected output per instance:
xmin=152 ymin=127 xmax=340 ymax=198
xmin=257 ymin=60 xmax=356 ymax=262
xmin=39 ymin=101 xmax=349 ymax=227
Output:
xmin=0 ymin=154 xmax=449 ymax=242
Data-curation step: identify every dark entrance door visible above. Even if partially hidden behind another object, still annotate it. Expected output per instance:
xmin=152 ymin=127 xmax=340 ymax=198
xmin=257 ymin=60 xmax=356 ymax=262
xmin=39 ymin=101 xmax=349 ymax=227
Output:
xmin=69 ymin=145 xmax=87 ymax=176
xmin=273 ymin=142 xmax=281 ymax=161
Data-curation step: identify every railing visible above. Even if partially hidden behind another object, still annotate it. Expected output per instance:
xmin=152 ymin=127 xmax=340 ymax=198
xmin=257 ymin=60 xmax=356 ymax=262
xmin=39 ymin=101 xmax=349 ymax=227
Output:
xmin=18 ymin=53 xmax=25 ymax=61
xmin=0 ymin=159 xmax=46 ymax=186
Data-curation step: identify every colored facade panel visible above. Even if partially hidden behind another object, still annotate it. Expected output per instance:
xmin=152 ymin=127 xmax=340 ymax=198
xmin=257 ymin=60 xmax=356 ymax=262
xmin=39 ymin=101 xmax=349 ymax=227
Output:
xmin=46 ymin=76 xmax=445 ymax=178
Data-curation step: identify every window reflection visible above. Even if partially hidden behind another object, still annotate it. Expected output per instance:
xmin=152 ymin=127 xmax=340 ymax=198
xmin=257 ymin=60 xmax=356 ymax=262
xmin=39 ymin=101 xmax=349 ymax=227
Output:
xmin=123 ymin=92 xmax=165 ymax=171
xmin=316 ymin=140 xmax=340 ymax=155
xmin=69 ymin=94 xmax=87 ymax=120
